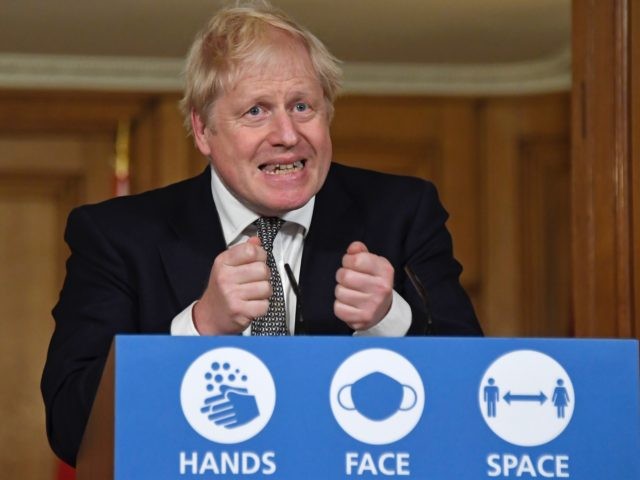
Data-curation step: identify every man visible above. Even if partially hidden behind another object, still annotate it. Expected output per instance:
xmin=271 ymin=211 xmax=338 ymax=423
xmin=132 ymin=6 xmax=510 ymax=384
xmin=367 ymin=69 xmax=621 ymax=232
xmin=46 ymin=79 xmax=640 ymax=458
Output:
xmin=42 ymin=0 xmax=482 ymax=467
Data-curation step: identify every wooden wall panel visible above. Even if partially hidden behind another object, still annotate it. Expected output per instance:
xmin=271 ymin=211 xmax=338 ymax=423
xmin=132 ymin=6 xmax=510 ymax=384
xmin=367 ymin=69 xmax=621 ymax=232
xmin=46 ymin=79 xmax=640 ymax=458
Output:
xmin=481 ymin=102 xmax=522 ymax=335
xmin=439 ymin=101 xmax=481 ymax=300
xmin=332 ymin=96 xmax=443 ymax=179
xmin=0 ymin=121 xmax=118 ymax=476
xmin=0 ymin=190 xmax=59 ymax=479
xmin=130 ymin=94 xmax=203 ymax=193
xmin=572 ymin=0 xmax=638 ymax=338
xmin=0 ymin=91 xmax=153 ymax=475
xmin=520 ymin=140 xmax=571 ymax=336
xmin=481 ymin=95 xmax=570 ymax=335
xmin=0 ymin=91 xmax=150 ymax=134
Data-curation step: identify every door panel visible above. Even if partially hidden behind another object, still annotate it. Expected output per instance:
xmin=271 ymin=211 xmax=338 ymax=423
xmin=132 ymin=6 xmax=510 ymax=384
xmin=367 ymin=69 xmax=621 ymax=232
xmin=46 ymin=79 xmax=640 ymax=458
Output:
xmin=0 ymin=132 xmax=114 ymax=476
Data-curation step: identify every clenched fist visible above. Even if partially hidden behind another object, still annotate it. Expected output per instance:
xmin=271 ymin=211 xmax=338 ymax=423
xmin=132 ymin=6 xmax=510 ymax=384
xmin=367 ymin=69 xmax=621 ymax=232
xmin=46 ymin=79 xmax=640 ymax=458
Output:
xmin=334 ymin=241 xmax=394 ymax=331
xmin=193 ymin=236 xmax=271 ymax=334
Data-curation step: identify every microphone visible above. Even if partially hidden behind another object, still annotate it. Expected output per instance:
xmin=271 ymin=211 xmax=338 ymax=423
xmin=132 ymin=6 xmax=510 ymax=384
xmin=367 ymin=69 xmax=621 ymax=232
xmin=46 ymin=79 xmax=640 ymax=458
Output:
xmin=284 ymin=263 xmax=306 ymax=335
xmin=403 ymin=265 xmax=434 ymax=335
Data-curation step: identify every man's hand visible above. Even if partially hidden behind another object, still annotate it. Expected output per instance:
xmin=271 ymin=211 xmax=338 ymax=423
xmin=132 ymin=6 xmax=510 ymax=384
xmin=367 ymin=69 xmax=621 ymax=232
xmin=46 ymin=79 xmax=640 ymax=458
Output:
xmin=334 ymin=241 xmax=394 ymax=331
xmin=193 ymin=236 xmax=271 ymax=334
xmin=202 ymin=385 xmax=260 ymax=428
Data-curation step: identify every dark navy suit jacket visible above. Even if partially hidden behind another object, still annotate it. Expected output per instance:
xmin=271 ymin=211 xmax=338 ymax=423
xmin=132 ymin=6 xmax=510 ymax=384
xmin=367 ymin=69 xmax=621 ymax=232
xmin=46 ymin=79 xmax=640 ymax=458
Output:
xmin=41 ymin=162 xmax=481 ymax=465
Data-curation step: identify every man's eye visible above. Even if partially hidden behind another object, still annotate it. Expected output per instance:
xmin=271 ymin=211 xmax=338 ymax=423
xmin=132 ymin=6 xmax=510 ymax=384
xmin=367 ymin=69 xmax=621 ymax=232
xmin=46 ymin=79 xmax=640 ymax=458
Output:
xmin=294 ymin=103 xmax=309 ymax=112
xmin=247 ymin=106 xmax=262 ymax=116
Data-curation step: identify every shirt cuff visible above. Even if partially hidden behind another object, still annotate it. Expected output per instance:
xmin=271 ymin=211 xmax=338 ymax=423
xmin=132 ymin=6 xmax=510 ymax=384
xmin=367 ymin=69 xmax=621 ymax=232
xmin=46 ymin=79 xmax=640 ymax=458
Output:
xmin=170 ymin=301 xmax=200 ymax=336
xmin=353 ymin=290 xmax=412 ymax=337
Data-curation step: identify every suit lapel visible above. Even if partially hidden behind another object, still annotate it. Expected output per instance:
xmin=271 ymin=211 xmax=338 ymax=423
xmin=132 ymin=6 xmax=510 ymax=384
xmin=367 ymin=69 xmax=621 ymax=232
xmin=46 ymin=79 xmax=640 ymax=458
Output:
xmin=300 ymin=165 xmax=364 ymax=334
xmin=158 ymin=168 xmax=227 ymax=309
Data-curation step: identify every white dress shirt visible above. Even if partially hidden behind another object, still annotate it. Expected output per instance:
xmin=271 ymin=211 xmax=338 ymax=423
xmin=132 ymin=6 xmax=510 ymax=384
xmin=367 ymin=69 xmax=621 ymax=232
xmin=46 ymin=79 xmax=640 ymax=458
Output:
xmin=170 ymin=165 xmax=411 ymax=336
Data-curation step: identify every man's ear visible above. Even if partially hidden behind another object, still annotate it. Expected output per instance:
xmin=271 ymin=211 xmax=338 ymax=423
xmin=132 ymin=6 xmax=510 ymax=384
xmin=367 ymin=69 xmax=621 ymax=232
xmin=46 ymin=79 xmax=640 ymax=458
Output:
xmin=191 ymin=110 xmax=212 ymax=156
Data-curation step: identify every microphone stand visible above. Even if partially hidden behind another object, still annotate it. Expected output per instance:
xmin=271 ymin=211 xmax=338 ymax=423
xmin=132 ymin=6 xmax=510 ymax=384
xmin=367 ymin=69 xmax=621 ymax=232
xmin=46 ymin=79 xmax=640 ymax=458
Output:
xmin=404 ymin=265 xmax=434 ymax=335
xmin=284 ymin=263 xmax=306 ymax=335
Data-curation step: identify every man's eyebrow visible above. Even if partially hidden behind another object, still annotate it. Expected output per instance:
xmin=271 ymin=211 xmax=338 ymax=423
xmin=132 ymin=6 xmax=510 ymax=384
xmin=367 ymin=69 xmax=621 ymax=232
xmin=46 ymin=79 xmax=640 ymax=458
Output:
xmin=231 ymin=92 xmax=271 ymax=107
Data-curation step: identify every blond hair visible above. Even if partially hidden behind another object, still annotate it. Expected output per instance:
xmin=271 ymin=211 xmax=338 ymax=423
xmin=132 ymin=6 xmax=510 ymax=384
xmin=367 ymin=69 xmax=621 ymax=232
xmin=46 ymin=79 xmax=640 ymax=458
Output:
xmin=180 ymin=0 xmax=342 ymax=135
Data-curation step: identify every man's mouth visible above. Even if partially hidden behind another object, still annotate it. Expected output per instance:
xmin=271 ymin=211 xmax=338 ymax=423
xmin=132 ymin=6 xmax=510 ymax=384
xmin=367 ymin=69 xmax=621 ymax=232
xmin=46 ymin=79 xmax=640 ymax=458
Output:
xmin=259 ymin=160 xmax=306 ymax=175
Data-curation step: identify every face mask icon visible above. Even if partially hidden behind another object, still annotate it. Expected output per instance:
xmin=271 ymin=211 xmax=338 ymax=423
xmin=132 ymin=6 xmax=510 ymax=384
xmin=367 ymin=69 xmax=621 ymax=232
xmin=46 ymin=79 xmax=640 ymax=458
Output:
xmin=337 ymin=371 xmax=418 ymax=421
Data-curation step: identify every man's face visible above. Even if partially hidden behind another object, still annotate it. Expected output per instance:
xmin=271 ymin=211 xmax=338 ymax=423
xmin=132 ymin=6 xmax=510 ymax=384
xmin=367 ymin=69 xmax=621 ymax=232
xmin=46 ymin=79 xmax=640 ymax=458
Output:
xmin=192 ymin=32 xmax=332 ymax=217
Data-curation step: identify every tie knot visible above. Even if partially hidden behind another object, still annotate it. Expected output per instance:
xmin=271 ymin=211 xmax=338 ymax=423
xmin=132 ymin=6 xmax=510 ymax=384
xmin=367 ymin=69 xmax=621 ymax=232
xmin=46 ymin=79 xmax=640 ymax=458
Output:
xmin=254 ymin=217 xmax=283 ymax=252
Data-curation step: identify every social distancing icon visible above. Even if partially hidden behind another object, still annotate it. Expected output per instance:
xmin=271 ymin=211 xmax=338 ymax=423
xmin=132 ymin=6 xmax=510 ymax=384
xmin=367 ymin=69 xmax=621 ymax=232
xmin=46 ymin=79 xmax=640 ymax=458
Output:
xmin=478 ymin=350 xmax=575 ymax=447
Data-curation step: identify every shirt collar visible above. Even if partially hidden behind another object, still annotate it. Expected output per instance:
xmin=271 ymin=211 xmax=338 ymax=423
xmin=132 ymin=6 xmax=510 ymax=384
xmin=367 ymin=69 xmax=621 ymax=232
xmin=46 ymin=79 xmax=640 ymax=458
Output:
xmin=210 ymin=164 xmax=315 ymax=246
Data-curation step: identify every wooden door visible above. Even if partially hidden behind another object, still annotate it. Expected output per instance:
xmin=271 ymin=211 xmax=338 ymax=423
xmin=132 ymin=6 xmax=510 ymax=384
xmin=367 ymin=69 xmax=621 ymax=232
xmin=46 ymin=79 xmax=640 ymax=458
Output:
xmin=0 ymin=91 xmax=151 ymax=476
xmin=572 ymin=0 xmax=640 ymax=337
xmin=0 ymin=133 xmax=114 ymax=477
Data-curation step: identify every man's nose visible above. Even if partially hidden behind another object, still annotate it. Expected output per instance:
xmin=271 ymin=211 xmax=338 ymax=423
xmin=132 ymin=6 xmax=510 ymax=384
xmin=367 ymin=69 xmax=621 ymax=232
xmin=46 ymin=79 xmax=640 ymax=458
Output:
xmin=268 ymin=111 xmax=300 ymax=147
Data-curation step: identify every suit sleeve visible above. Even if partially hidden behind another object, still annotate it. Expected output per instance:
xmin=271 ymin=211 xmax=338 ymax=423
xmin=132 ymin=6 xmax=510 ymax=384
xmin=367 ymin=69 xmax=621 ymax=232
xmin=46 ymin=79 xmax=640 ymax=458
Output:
xmin=400 ymin=182 xmax=482 ymax=336
xmin=41 ymin=206 xmax=138 ymax=466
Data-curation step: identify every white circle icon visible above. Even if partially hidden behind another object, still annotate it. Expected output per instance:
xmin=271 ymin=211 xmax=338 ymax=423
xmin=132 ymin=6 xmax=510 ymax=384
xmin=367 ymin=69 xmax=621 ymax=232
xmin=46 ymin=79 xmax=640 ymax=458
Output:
xmin=330 ymin=348 xmax=425 ymax=445
xmin=181 ymin=347 xmax=276 ymax=444
xmin=479 ymin=350 xmax=574 ymax=446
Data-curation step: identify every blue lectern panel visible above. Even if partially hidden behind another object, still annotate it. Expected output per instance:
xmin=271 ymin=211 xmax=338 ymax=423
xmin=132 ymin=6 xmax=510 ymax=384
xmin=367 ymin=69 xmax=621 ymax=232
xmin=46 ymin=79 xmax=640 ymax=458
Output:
xmin=113 ymin=336 xmax=639 ymax=479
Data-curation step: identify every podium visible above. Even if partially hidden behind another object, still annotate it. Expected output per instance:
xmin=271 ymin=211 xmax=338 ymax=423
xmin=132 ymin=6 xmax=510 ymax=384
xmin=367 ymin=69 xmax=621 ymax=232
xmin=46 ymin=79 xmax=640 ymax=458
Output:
xmin=77 ymin=336 xmax=640 ymax=479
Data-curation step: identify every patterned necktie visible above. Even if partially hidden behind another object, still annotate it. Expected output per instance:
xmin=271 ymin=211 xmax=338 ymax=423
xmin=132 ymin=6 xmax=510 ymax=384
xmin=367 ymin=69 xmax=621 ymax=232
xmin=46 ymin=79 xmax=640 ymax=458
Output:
xmin=251 ymin=217 xmax=289 ymax=336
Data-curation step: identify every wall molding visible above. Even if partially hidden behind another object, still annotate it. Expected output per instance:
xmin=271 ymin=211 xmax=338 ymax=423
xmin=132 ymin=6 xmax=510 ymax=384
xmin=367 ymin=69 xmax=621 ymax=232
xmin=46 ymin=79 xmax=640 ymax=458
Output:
xmin=0 ymin=54 xmax=183 ymax=92
xmin=0 ymin=49 xmax=570 ymax=95
xmin=342 ymin=49 xmax=570 ymax=95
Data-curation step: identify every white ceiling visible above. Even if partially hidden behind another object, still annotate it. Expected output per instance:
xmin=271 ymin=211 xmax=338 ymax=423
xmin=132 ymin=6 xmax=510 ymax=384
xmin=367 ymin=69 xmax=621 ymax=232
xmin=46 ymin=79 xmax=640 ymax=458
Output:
xmin=0 ymin=0 xmax=571 ymax=94
xmin=0 ymin=0 xmax=569 ymax=64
